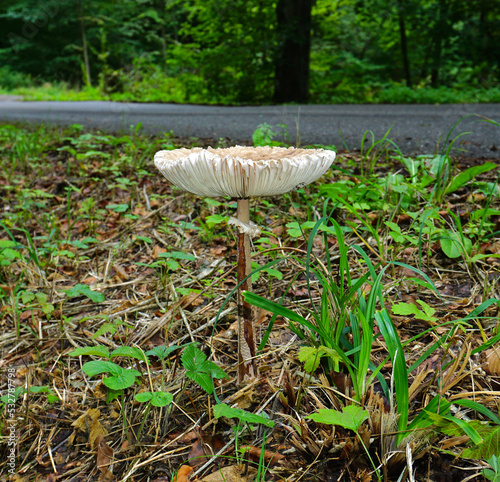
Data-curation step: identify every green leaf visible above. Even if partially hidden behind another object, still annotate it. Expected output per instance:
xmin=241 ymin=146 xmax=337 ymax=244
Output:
xmin=440 ymin=230 xmax=472 ymax=258
xmin=483 ymin=455 xmax=500 ymax=482
xmin=213 ymin=403 xmax=274 ymax=427
xmin=82 ymin=361 xmax=141 ymax=390
xmin=205 ymin=214 xmax=228 ymax=229
xmin=146 ymin=345 xmax=180 ymax=360
xmin=149 ymin=391 xmax=173 ymax=407
xmin=65 ymin=284 xmax=105 ymax=303
xmin=0 ymin=386 xmax=24 ymax=406
xmin=262 ymin=267 xmax=283 ymax=280
xmin=158 ymin=251 xmax=196 ymax=261
xmin=93 ymin=323 xmax=117 ymax=338
xmin=102 ymin=369 xmax=139 ymax=390
xmin=165 ymin=259 xmax=180 ymax=271
xmin=298 ymin=346 xmax=323 ymax=373
xmin=106 ymin=203 xmax=129 ymax=212
xmin=111 ymin=346 xmax=149 ymax=364
xmin=181 ymin=344 xmax=228 ymax=394
xmin=41 ymin=303 xmax=55 ymax=316
xmin=306 ymin=405 xmax=369 ymax=432
xmin=463 ymin=426 xmax=500 ymax=460
xmin=82 ymin=360 xmax=123 ymax=377
xmin=446 ymin=162 xmax=497 ymax=195
xmin=134 ymin=392 xmax=153 ymax=403
xmin=21 ymin=291 xmax=36 ymax=304
xmin=0 ymin=242 xmax=21 ymax=262
xmin=29 ymin=385 xmax=52 ymax=394
xmin=135 ymin=391 xmax=173 ymax=407
xmin=69 ymin=345 xmax=110 ymax=359
xmin=385 ymin=221 xmax=401 ymax=234
xmin=135 ymin=236 xmax=152 ymax=244
xmin=391 ymin=300 xmax=437 ymax=322
xmin=427 ymin=412 xmax=483 ymax=445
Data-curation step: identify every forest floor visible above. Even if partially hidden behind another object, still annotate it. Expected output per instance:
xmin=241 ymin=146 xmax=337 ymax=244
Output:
xmin=0 ymin=123 xmax=499 ymax=482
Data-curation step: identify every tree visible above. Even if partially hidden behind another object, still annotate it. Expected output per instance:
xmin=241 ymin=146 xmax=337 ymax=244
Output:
xmin=274 ymin=0 xmax=314 ymax=103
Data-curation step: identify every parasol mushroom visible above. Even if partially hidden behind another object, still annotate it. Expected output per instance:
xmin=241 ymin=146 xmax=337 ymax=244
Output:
xmin=154 ymin=146 xmax=336 ymax=383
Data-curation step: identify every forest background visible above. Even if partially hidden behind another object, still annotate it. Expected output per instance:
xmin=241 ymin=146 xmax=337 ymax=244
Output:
xmin=0 ymin=0 xmax=499 ymax=105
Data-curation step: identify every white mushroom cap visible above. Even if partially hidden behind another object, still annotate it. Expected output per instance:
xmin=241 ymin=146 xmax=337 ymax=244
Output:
xmin=154 ymin=146 xmax=336 ymax=198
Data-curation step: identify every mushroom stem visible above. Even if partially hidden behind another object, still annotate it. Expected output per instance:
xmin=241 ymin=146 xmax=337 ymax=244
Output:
xmin=236 ymin=198 xmax=257 ymax=382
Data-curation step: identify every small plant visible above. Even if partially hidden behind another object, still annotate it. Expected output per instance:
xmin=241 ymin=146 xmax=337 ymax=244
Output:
xmin=484 ymin=455 xmax=500 ymax=482
xmin=69 ymin=345 xmax=146 ymax=402
xmin=64 ymin=284 xmax=105 ymax=303
xmin=181 ymin=344 xmax=228 ymax=395
xmin=134 ymin=390 xmax=174 ymax=441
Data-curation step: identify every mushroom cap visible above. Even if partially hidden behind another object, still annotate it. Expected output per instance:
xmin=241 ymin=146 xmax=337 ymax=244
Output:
xmin=154 ymin=146 xmax=336 ymax=198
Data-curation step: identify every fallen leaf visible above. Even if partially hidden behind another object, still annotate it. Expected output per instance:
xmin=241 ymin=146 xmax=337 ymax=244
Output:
xmin=72 ymin=408 xmax=101 ymax=431
xmin=242 ymin=446 xmax=285 ymax=465
xmin=199 ymin=464 xmax=257 ymax=482
xmin=172 ymin=465 xmax=193 ymax=482
xmin=97 ymin=469 xmax=115 ymax=482
xmin=113 ymin=264 xmax=129 ymax=281
xmin=153 ymin=245 xmax=167 ymax=257
xmin=188 ymin=433 xmax=225 ymax=467
xmin=89 ymin=417 xmax=109 ymax=449
xmin=72 ymin=408 xmax=108 ymax=449
xmin=484 ymin=348 xmax=500 ymax=376
xmin=96 ymin=434 xmax=113 ymax=473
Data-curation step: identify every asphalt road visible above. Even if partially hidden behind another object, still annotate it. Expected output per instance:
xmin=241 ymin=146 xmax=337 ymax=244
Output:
xmin=0 ymin=98 xmax=499 ymax=157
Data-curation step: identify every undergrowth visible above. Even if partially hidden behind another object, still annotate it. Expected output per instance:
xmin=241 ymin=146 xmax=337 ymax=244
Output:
xmin=0 ymin=122 xmax=499 ymax=481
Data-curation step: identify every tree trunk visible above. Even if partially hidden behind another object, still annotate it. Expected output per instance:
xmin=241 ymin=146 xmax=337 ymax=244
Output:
xmin=430 ymin=0 xmax=449 ymax=88
xmin=273 ymin=0 xmax=313 ymax=103
xmin=397 ymin=0 xmax=411 ymax=87
xmin=78 ymin=0 xmax=91 ymax=87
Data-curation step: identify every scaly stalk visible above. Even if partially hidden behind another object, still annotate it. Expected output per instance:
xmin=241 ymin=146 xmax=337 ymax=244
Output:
xmin=236 ymin=198 xmax=256 ymax=382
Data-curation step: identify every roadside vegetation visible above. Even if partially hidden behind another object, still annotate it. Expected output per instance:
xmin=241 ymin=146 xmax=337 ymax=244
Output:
xmin=0 ymin=120 xmax=499 ymax=481
xmin=2 ymin=81 xmax=500 ymax=106
xmin=1 ymin=0 xmax=499 ymax=104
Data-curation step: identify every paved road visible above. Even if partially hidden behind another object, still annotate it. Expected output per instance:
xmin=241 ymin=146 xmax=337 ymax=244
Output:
xmin=0 ymin=99 xmax=499 ymax=157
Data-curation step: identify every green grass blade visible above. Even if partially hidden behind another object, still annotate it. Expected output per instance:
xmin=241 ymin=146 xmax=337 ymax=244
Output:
xmin=375 ymin=309 xmax=409 ymax=444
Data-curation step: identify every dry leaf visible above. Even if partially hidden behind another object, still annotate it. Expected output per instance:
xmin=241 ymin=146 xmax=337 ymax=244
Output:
xmin=72 ymin=408 xmax=108 ymax=449
xmin=179 ymin=292 xmax=204 ymax=311
xmin=96 ymin=434 xmax=114 ymax=473
xmin=242 ymin=446 xmax=285 ymax=465
xmin=153 ymin=245 xmax=167 ymax=257
xmin=113 ymin=264 xmax=128 ymax=281
xmin=484 ymin=348 xmax=500 ymax=376
xmin=97 ymin=469 xmax=115 ymax=482
xmin=188 ymin=434 xmax=225 ymax=467
xmin=72 ymin=408 xmax=101 ymax=431
xmin=199 ymin=464 xmax=257 ymax=482
xmin=172 ymin=465 xmax=193 ymax=482
xmin=89 ymin=418 xmax=109 ymax=449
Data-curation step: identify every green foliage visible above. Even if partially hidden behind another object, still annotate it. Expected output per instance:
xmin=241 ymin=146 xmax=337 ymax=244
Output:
xmin=82 ymin=360 xmax=141 ymax=390
xmin=1 ymin=0 xmax=498 ymax=103
xmin=213 ymin=403 xmax=275 ymax=428
xmin=391 ymin=300 xmax=437 ymax=323
xmin=65 ymin=284 xmax=105 ymax=303
xmin=69 ymin=345 xmax=111 ymax=359
xmin=484 ymin=455 xmax=500 ymax=482
xmin=298 ymin=346 xmax=342 ymax=373
xmin=135 ymin=391 xmax=173 ymax=407
xmin=0 ymin=239 xmax=22 ymax=266
xmin=306 ymin=405 xmax=369 ymax=432
xmin=29 ymin=385 xmax=59 ymax=403
xmin=146 ymin=345 xmax=180 ymax=361
xmin=181 ymin=344 xmax=228 ymax=394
